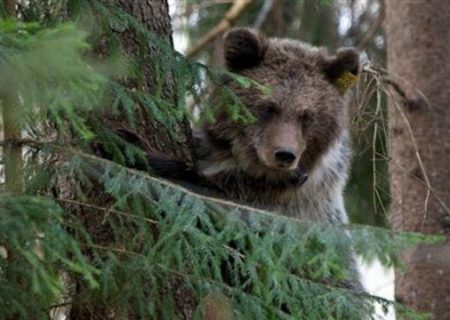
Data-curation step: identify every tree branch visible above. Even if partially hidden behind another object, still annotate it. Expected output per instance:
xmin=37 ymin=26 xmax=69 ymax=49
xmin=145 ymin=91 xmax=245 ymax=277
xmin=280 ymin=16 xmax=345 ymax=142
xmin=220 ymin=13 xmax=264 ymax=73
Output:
xmin=186 ymin=0 xmax=252 ymax=59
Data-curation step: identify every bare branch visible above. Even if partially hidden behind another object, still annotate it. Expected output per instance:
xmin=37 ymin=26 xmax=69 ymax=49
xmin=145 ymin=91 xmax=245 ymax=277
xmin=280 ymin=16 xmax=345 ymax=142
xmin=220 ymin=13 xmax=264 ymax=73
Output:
xmin=172 ymin=0 xmax=234 ymax=20
xmin=186 ymin=0 xmax=252 ymax=59
xmin=360 ymin=65 xmax=450 ymax=222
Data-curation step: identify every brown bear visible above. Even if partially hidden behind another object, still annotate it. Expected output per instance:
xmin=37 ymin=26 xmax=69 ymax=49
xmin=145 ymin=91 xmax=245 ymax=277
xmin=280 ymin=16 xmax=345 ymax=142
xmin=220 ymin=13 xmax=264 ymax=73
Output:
xmin=195 ymin=28 xmax=359 ymax=223
xmin=149 ymin=28 xmax=362 ymax=290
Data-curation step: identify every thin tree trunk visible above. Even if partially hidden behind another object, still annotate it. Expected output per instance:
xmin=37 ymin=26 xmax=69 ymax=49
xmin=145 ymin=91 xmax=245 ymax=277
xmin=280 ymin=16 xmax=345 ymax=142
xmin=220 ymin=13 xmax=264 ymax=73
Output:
xmin=2 ymin=4 xmax=24 ymax=320
xmin=385 ymin=1 xmax=450 ymax=319
xmin=2 ymin=0 xmax=23 ymax=194
xmin=2 ymin=86 xmax=22 ymax=195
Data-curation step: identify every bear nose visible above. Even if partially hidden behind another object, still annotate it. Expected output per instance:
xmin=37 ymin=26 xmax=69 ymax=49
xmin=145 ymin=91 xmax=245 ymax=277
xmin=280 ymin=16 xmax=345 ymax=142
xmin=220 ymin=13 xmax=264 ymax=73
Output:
xmin=274 ymin=148 xmax=297 ymax=167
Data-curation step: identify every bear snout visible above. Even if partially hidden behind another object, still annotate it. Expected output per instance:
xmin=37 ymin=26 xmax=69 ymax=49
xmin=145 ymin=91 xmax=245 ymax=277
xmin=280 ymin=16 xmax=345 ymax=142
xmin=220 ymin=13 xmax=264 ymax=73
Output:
xmin=274 ymin=148 xmax=298 ymax=168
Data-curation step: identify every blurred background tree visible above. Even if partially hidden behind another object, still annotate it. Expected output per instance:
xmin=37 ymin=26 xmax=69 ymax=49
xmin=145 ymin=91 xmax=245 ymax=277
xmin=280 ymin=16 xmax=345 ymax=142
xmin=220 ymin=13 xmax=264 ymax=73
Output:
xmin=386 ymin=0 xmax=450 ymax=318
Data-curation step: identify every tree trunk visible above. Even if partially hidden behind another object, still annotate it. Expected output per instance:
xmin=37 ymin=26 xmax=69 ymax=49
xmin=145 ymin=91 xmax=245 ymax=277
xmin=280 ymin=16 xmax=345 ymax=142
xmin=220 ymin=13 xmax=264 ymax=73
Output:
xmin=68 ymin=1 xmax=194 ymax=319
xmin=2 ymin=0 xmax=23 ymax=195
xmin=112 ymin=0 xmax=194 ymax=164
xmin=385 ymin=1 xmax=450 ymax=319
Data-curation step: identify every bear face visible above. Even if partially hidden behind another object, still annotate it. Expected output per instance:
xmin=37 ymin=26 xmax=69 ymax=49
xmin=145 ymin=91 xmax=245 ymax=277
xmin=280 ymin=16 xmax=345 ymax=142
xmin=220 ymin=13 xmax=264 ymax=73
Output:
xmin=202 ymin=28 xmax=359 ymax=186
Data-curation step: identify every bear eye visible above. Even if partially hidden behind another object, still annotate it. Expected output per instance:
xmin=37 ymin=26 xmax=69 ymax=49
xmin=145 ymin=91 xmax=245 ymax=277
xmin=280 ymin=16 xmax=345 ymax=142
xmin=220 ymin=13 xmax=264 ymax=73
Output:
xmin=298 ymin=111 xmax=313 ymax=128
xmin=258 ymin=102 xmax=279 ymax=120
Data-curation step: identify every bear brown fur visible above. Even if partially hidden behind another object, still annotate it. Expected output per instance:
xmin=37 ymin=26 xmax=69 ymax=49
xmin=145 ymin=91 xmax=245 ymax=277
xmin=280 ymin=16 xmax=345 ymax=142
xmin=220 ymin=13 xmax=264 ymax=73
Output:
xmin=149 ymin=28 xmax=362 ymax=291
xmin=195 ymin=28 xmax=359 ymax=223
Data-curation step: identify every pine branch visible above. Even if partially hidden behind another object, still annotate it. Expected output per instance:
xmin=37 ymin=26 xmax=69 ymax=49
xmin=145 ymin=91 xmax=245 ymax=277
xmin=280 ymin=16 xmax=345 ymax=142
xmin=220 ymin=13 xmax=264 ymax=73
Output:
xmin=0 ymin=138 xmax=276 ymax=219
xmin=80 ymin=241 xmax=380 ymax=320
xmin=0 ymin=137 xmax=443 ymax=245
xmin=2 ymin=136 xmax=443 ymax=241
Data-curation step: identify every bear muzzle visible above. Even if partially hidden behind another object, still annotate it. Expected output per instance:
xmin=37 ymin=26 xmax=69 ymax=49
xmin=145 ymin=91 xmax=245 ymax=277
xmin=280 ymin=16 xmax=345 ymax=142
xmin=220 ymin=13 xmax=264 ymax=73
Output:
xmin=274 ymin=147 xmax=298 ymax=168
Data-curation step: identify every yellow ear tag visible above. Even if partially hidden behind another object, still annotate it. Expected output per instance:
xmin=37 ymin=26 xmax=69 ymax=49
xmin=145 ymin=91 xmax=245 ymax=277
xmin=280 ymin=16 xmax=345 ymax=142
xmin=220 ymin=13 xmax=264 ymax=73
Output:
xmin=335 ymin=71 xmax=358 ymax=92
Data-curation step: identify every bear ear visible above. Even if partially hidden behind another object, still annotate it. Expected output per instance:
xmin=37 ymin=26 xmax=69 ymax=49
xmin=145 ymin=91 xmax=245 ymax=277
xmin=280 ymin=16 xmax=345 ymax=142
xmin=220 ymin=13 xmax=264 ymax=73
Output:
xmin=224 ymin=28 xmax=267 ymax=71
xmin=323 ymin=47 xmax=360 ymax=92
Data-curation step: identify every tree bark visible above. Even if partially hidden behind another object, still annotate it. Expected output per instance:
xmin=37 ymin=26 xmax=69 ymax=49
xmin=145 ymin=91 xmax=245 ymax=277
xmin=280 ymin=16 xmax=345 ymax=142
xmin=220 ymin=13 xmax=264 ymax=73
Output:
xmin=112 ymin=0 xmax=194 ymax=164
xmin=385 ymin=1 xmax=450 ymax=319
xmin=68 ymin=1 xmax=194 ymax=319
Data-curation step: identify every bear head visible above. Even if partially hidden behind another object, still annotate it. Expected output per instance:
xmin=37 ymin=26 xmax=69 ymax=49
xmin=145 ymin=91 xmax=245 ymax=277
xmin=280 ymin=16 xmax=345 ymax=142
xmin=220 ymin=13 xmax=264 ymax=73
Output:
xmin=203 ymin=28 xmax=359 ymax=184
